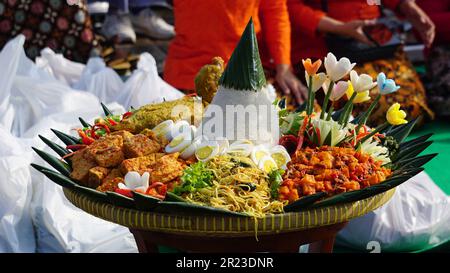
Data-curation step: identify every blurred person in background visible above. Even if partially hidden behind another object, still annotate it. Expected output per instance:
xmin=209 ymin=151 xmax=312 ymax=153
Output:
xmin=100 ymin=0 xmax=175 ymax=43
xmin=417 ymin=0 xmax=450 ymax=117
xmin=287 ymin=0 xmax=436 ymax=125
xmin=163 ymin=0 xmax=308 ymax=104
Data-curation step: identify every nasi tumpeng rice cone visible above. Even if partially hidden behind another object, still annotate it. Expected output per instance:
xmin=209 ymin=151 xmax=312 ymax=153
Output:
xmin=201 ymin=18 xmax=279 ymax=145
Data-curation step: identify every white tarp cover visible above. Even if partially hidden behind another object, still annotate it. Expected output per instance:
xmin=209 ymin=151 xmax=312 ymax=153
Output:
xmin=0 ymin=35 xmax=449 ymax=253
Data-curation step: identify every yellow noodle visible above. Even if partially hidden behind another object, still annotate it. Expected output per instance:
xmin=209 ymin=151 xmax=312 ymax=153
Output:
xmin=183 ymin=155 xmax=287 ymax=219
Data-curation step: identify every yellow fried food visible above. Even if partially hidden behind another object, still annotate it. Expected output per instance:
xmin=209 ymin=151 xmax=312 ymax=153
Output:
xmin=150 ymin=153 xmax=187 ymax=183
xmin=112 ymin=96 xmax=205 ymax=133
xmin=194 ymin=57 xmax=224 ymax=103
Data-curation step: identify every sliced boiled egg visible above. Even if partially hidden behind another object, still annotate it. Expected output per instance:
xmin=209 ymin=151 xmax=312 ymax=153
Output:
xmin=195 ymin=141 xmax=220 ymax=162
xmin=165 ymin=132 xmax=192 ymax=154
xmin=270 ymin=145 xmax=291 ymax=169
xmin=258 ymin=156 xmax=278 ymax=174
xmin=250 ymin=145 xmax=270 ymax=165
xmin=226 ymin=140 xmax=254 ymax=157
xmin=180 ymin=136 xmax=202 ymax=160
xmin=169 ymin=120 xmax=191 ymax=141
xmin=152 ymin=120 xmax=174 ymax=140
xmin=215 ymin=137 xmax=230 ymax=155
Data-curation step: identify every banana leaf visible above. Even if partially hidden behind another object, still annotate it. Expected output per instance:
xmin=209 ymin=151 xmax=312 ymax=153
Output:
xmin=106 ymin=191 xmax=135 ymax=209
xmin=38 ymin=135 xmax=70 ymax=157
xmin=386 ymin=117 xmax=420 ymax=143
xmin=154 ymin=201 xmax=248 ymax=217
xmin=284 ymin=192 xmax=327 ymax=212
xmin=32 ymin=147 xmax=71 ymax=177
xmin=73 ymin=184 xmax=108 ymax=201
xmin=101 ymin=102 xmax=113 ymax=116
xmin=51 ymin=129 xmax=80 ymax=146
xmin=394 ymin=153 xmax=438 ymax=170
xmin=165 ymin=192 xmax=187 ymax=202
xmin=399 ymin=133 xmax=433 ymax=150
xmin=133 ymin=191 xmax=162 ymax=211
xmin=331 ymin=108 xmax=345 ymax=121
xmin=79 ymin=117 xmax=91 ymax=128
xmin=393 ymin=141 xmax=433 ymax=162
xmin=32 ymin=166 xmax=76 ymax=189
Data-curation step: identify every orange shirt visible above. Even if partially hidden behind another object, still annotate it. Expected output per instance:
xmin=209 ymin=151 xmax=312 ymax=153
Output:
xmin=164 ymin=0 xmax=291 ymax=91
xmin=288 ymin=0 xmax=402 ymax=64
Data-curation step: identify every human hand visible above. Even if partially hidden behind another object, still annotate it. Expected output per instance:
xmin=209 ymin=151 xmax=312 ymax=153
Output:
xmin=334 ymin=19 xmax=377 ymax=45
xmin=400 ymin=0 xmax=435 ymax=47
xmin=275 ymin=64 xmax=308 ymax=104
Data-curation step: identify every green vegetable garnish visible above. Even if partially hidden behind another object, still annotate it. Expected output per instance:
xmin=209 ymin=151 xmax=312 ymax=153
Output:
xmin=173 ymin=162 xmax=214 ymax=195
xmin=268 ymin=169 xmax=284 ymax=199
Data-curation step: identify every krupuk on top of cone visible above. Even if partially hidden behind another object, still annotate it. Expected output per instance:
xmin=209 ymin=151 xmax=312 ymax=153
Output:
xmin=219 ymin=17 xmax=267 ymax=91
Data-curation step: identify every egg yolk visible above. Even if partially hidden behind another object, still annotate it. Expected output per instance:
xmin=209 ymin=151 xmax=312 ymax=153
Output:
xmin=153 ymin=123 xmax=168 ymax=135
xmin=197 ymin=146 xmax=213 ymax=159
xmin=263 ymin=160 xmax=277 ymax=173
xmin=271 ymin=153 xmax=286 ymax=167
xmin=255 ymin=151 xmax=268 ymax=161
xmin=169 ymin=135 xmax=184 ymax=148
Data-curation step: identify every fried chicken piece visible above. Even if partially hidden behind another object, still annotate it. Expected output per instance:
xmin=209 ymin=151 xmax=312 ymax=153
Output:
xmin=70 ymin=149 xmax=97 ymax=184
xmin=150 ymin=153 xmax=187 ymax=183
xmin=86 ymin=135 xmax=124 ymax=168
xmin=123 ymin=134 xmax=161 ymax=158
xmin=88 ymin=166 xmax=110 ymax=188
xmin=96 ymin=169 xmax=123 ymax=192
xmin=194 ymin=57 xmax=224 ymax=103
xmin=120 ymin=153 xmax=165 ymax=175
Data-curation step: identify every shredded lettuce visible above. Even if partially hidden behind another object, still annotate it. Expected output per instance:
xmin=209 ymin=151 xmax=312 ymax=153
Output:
xmin=172 ymin=161 xmax=214 ymax=195
xmin=269 ymin=169 xmax=284 ymax=198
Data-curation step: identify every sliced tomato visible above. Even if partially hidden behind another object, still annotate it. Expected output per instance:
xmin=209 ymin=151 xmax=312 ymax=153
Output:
xmin=115 ymin=188 xmax=133 ymax=198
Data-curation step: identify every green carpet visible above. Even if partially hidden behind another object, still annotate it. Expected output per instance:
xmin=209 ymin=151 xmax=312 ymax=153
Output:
xmin=408 ymin=120 xmax=450 ymax=195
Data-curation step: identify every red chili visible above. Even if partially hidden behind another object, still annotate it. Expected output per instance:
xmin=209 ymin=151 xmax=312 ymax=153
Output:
xmin=279 ymin=135 xmax=299 ymax=156
xmin=107 ymin=118 xmax=118 ymax=126
xmin=145 ymin=182 xmax=167 ymax=200
xmin=121 ymin=112 xmax=133 ymax=120
xmin=148 ymin=182 xmax=165 ymax=189
xmin=186 ymin=93 xmax=198 ymax=97
xmin=115 ymin=188 xmax=133 ymax=198
xmin=296 ymin=116 xmax=310 ymax=152
xmin=93 ymin=123 xmax=111 ymax=134
xmin=77 ymin=129 xmax=95 ymax=145
xmin=66 ymin=144 xmax=87 ymax=151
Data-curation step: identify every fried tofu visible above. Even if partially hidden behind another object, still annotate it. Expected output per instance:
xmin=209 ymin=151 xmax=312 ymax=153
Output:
xmin=97 ymin=177 xmax=123 ymax=192
xmin=88 ymin=166 xmax=110 ymax=188
xmin=141 ymin=128 xmax=169 ymax=147
xmin=123 ymin=134 xmax=161 ymax=158
xmin=150 ymin=153 xmax=186 ymax=183
xmin=96 ymin=169 xmax=123 ymax=192
xmin=86 ymin=135 xmax=124 ymax=167
xmin=111 ymin=130 xmax=133 ymax=141
xmin=120 ymin=153 xmax=165 ymax=175
xmin=70 ymin=149 xmax=97 ymax=184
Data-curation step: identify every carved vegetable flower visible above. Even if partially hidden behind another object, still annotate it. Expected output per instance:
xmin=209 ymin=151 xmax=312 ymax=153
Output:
xmin=386 ymin=103 xmax=408 ymax=125
xmin=118 ymin=171 xmax=150 ymax=192
xmin=377 ymin=72 xmax=400 ymax=95
xmin=324 ymin=53 xmax=356 ymax=82
xmin=350 ymin=70 xmax=377 ymax=93
xmin=322 ymin=79 xmax=350 ymax=101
